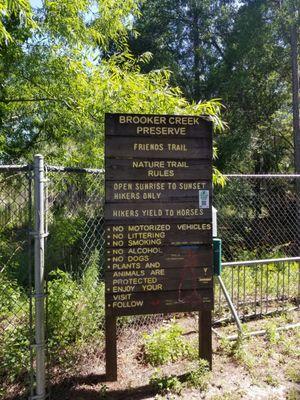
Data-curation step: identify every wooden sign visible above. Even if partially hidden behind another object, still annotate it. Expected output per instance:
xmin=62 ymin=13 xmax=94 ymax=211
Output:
xmin=105 ymin=224 xmax=213 ymax=247
xmin=106 ymin=181 xmax=211 ymax=202
xmin=105 ymin=202 xmax=211 ymax=221
xmin=106 ymin=136 xmax=211 ymax=159
xmin=106 ymin=159 xmax=212 ymax=180
xmin=106 ymin=289 xmax=213 ymax=316
xmin=104 ymin=113 xmax=213 ymax=380
xmin=105 ymin=113 xmax=212 ymax=138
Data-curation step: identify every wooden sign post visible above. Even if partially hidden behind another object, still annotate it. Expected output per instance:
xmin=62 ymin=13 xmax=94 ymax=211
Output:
xmin=104 ymin=113 xmax=213 ymax=380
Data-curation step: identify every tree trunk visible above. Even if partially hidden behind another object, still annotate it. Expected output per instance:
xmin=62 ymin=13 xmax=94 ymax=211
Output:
xmin=190 ymin=2 xmax=201 ymax=101
xmin=291 ymin=14 xmax=300 ymax=174
xmin=290 ymin=4 xmax=300 ymax=256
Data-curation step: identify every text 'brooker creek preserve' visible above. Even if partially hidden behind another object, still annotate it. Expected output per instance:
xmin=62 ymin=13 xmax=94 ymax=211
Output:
xmin=104 ymin=113 xmax=213 ymax=316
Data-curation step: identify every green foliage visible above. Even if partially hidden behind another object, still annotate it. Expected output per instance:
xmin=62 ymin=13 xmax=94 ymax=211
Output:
xmin=142 ymin=321 xmax=194 ymax=366
xmin=0 ymin=250 xmax=105 ymax=390
xmin=47 ymin=250 xmax=105 ymax=359
xmin=286 ymin=388 xmax=300 ymax=400
xmin=219 ymin=334 xmax=255 ymax=371
xmin=210 ymin=391 xmax=245 ymax=400
xmin=265 ymin=320 xmax=280 ymax=345
xmin=0 ymin=325 xmax=30 ymax=382
xmin=150 ymin=369 xmax=183 ymax=395
xmin=130 ymin=0 xmax=296 ymax=174
xmin=213 ymin=166 xmax=227 ymax=187
xmin=0 ymin=274 xmax=30 ymax=382
xmin=46 ymin=211 xmax=86 ymax=273
xmin=0 ymin=0 xmax=35 ymax=44
xmin=219 ymin=261 xmax=299 ymax=307
xmin=0 ymin=0 xmax=224 ymax=166
xmin=0 ymin=272 xmax=27 ymax=318
xmin=149 ymin=359 xmax=211 ymax=395
xmin=41 ymin=0 xmax=141 ymax=48
xmin=185 ymin=359 xmax=211 ymax=390
xmin=263 ymin=372 xmax=279 ymax=387
xmin=285 ymin=364 xmax=300 ymax=384
xmin=99 ymin=383 xmax=108 ymax=398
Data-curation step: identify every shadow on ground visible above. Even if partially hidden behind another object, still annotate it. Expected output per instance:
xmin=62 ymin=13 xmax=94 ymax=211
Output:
xmin=7 ymin=376 xmax=159 ymax=400
xmin=49 ymin=374 xmax=158 ymax=400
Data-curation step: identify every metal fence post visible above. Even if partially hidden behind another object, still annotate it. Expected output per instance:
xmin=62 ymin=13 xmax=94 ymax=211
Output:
xmin=31 ymin=154 xmax=46 ymax=400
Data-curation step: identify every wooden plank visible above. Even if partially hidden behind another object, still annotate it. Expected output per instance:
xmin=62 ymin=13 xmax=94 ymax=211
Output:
xmin=106 ymin=288 xmax=214 ymax=316
xmin=105 ymin=159 xmax=212 ymax=181
xmin=106 ymin=266 xmax=212 ymax=280
xmin=199 ymin=311 xmax=212 ymax=369
xmin=105 ymin=137 xmax=212 ymax=160
xmin=105 ymin=267 xmax=213 ymax=293
xmin=105 ymin=222 xmax=212 ymax=247
xmin=105 ymin=202 xmax=212 ymax=222
xmin=106 ymin=179 xmax=212 ymax=203
xmin=106 ymin=245 xmax=212 ymax=270
xmin=105 ymin=315 xmax=117 ymax=381
xmin=105 ymin=113 xmax=212 ymax=138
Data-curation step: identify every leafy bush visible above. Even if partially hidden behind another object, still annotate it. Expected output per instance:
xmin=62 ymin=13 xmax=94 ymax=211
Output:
xmin=0 ymin=250 xmax=105 ymax=391
xmin=185 ymin=359 xmax=211 ymax=390
xmin=142 ymin=321 xmax=194 ymax=366
xmin=149 ymin=359 xmax=211 ymax=395
xmin=47 ymin=250 xmax=105 ymax=361
xmin=0 ymin=325 xmax=30 ymax=383
xmin=150 ymin=369 xmax=183 ymax=395
xmin=0 ymin=274 xmax=30 ymax=383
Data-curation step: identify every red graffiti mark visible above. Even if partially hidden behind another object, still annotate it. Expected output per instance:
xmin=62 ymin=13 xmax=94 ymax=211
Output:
xmin=178 ymin=248 xmax=202 ymax=304
xmin=150 ymin=299 xmax=160 ymax=306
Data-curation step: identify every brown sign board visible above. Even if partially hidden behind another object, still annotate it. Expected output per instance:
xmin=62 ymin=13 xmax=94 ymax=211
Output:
xmin=105 ymin=113 xmax=213 ymax=316
xmin=106 ymin=136 xmax=212 ymax=159
xmin=105 ymin=159 xmax=212 ymax=181
xmin=106 ymin=180 xmax=212 ymax=203
xmin=106 ymin=245 xmax=213 ymax=270
xmin=104 ymin=113 xmax=214 ymax=379
xmin=105 ymin=223 xmax=212 ymax=247
xmin=106 ymin=288 xmax=213 ymax=316
xmin=106 ymin=268 xmax=213 ymax=293
xmin=105 ymin=113 xmax=212 ymax=138
xmin=105 ymin=202 xmax=211 ymax=222
xmin=106 ymin=266 xmax=212 ymax=283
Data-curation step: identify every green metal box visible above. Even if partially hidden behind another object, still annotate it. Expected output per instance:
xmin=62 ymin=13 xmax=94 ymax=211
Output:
xmin=213 ymin=238 xmax=222 ymax=276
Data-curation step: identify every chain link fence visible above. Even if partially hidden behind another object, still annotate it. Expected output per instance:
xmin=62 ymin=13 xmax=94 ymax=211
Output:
xmin=44 ymin=167 xmax=164 ymax=391
xmin=0 ymin=165 xmax=299 ymax=399
xmin=0 ymin=167 xmax=34 ymax=399
xmin=214 ymin=175 xmax=300 ymax=323
xmin=215 ymin=175 xmax=300 ymax=261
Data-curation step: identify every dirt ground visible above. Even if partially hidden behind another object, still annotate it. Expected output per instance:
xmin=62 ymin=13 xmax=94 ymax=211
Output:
xmin=44 ymin=310 xmax=300 ymax=400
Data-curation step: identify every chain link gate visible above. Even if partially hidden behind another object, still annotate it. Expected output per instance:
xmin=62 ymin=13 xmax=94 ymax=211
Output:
xmin=0 ymin=161 xmax=299 ymax=399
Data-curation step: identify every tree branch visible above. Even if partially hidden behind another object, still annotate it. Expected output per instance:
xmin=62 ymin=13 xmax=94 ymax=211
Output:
xmin=0 ymin=97 xmax=57 ymax=103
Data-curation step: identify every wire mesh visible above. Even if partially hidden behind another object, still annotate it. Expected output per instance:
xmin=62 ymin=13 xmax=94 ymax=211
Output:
xmin=44 ymin=169 xmax=164 ymax=387
xmin=0 ymin=168 xmax=33 ymax=399
xmin=214 ymin=176 xmax=300 ymax=261
xmin=214 ymin=175 xmax=300 ymax=323
xmin=44 ymin=169 xmax=106 ymax=384
xmin=42 ymin=172 xmax=300 ymax=381
xmin=1 ymin=167 xmax=299 ymax=397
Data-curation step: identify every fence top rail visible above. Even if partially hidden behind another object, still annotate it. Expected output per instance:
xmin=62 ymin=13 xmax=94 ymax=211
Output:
xmin=224 ymin=174 xmax=300 ymax=178
xmin=46 ymin=165 xmax=104 ymax=174
xmin=223 ymin=257 xmax=300 ymax=267
xmin=0 ymin=164 xmax=32 ymax=172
